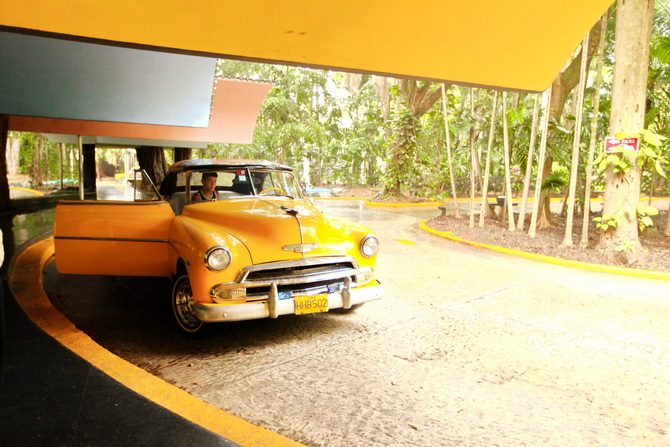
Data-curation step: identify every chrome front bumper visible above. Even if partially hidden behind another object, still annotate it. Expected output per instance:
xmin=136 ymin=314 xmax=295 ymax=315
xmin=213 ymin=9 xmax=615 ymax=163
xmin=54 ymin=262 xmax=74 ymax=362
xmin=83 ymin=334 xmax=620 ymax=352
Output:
xmin=193 ymin=280 xmax=383 ymax=323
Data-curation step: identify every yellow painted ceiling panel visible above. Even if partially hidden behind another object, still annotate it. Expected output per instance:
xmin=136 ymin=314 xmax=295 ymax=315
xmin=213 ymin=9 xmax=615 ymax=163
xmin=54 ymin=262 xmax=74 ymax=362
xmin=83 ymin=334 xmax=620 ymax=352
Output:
xmin=0 ymin=0 xmax=613 ymax=92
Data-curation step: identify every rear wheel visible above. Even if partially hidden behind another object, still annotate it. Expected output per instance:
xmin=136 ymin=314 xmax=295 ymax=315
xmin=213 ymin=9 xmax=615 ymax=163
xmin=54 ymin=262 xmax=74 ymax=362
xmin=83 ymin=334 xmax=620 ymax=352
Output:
xmin=171 ymin=274 xmax=205 ymax=335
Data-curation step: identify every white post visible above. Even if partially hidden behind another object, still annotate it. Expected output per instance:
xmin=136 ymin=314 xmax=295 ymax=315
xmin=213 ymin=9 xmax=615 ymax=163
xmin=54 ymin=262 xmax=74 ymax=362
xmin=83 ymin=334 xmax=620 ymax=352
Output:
xmin=59 ymin=143 xmax=64 ymax=190
xmin=78 ymin=135 xmax=84 ymax=200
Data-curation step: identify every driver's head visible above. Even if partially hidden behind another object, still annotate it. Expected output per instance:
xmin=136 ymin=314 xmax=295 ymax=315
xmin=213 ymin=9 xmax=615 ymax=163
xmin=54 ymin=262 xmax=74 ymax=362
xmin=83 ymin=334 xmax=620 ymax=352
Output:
xmin=201 ymin=172 xmax=218 ymax=190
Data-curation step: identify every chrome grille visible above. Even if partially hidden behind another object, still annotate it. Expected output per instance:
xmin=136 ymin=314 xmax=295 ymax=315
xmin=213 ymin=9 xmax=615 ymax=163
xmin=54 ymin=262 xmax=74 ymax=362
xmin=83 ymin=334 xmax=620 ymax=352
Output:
xmin=236 ymin=257 xmax=368 ymax=300
xmin=243 ymin=262 xmax=354 ymax=282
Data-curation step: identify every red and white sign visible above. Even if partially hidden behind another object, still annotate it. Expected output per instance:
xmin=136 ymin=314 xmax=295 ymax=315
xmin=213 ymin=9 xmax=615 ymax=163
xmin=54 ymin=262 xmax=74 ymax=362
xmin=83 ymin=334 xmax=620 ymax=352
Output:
xmin=604 ymin=137 xmax=639 ymax=153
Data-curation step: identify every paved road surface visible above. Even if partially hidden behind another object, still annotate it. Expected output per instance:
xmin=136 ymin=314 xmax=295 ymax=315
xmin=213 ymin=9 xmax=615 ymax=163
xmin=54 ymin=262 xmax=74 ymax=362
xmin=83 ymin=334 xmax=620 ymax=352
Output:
xmin=45 ymin=200 xmax=670 ymax=447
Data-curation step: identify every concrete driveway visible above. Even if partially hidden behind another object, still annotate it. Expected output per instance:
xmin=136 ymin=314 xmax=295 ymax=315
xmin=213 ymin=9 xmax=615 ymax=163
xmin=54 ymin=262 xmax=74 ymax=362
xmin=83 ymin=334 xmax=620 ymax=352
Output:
xmin=44 ymin=200 xmax=670 ymax=447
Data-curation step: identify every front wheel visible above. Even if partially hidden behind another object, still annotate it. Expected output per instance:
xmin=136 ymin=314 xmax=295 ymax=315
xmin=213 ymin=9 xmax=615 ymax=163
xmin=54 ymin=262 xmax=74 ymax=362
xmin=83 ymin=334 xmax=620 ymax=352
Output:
xmin=171 ymin=274 xmax=205 ymax=335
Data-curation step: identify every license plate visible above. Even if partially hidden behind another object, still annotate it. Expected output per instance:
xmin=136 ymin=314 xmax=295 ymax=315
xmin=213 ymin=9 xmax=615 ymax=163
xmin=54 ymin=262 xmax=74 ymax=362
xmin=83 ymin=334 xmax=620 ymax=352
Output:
xmin=294 ymin=294 xmax=329 ymax=315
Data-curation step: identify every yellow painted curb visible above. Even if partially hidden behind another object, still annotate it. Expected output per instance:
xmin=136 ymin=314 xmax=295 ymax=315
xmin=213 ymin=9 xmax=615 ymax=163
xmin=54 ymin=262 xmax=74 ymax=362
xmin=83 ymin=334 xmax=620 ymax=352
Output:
xmin=9 ymin=237 xmax=303 ymax=447
xmin=9 ymin=186 xmax=45 ymax=196
xmin=366 ymin=201 xmax=441 ymax=207
xmin=313 ymin=196 xmax=368 ymax=200
xmin=367 ymin=196 xmax=669 ymax=207
xmin=419 ymin=219 xmax=670 ymax=282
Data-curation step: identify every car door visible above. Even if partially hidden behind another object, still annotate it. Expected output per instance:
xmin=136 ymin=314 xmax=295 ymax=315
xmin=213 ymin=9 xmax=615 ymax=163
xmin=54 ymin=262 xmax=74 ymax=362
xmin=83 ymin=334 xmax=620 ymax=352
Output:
xmin=54 ymin=172 xmax=174 ymax=277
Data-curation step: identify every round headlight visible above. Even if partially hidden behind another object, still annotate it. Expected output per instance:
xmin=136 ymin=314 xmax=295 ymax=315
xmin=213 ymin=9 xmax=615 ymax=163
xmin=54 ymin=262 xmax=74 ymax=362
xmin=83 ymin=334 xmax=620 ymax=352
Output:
xmin=360 ymin=235 xmax=379 ymax=257
xmin=205 ymin=246 xmax=232 ymax=271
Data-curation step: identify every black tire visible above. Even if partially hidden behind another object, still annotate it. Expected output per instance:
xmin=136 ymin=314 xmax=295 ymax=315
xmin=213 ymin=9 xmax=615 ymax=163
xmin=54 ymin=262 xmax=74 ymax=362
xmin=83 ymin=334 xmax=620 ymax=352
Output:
xmin=171 ymin=274 xmax=205 ymax=335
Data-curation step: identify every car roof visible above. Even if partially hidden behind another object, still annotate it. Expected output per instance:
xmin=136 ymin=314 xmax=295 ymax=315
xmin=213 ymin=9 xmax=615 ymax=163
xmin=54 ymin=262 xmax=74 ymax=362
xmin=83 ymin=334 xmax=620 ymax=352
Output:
xmin=167 ymin=158 xmax=293 ymax=174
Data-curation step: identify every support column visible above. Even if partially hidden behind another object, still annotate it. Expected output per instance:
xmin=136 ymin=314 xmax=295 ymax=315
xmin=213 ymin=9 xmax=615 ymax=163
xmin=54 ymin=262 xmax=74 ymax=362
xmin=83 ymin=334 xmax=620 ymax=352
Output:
xmin=0 ymin=115 xmax=13 ymax=211
xmin=83 ymin=143 xmax=96 ymax=194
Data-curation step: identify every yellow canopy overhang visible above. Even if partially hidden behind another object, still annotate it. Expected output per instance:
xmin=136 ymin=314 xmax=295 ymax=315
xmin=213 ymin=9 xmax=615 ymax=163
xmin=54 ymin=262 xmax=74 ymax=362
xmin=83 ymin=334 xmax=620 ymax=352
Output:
xmin=0 ymin=0 xmax=613 ymax=92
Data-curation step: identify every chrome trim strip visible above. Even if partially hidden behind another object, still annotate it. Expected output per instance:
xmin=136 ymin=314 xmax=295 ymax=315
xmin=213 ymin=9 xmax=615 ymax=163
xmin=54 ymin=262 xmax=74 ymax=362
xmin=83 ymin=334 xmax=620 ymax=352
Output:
xmin=212 ymin=265 xmax=372 ymax=292
xmin=54 ymin=236 xmax=168 ymax=243
xmin=193 ymin=281 xmax=383 ymax=323
xmin=282 ymin=242 xmax=320 ymax=253
xmin=57 ymin=200 xmax=167 ymax=206
xmin=240 ymin=266 xmax=371 ymax=287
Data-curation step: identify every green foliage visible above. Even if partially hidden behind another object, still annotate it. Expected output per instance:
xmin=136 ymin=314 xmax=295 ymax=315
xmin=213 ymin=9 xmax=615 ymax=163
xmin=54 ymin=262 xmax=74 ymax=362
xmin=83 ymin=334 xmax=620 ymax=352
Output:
xmin=636 ymin=203 xmax=659 ymax=231
xmin=594 ymin=130 xmax=667 ymax=179
xmin=614 ymin=239 xmax=636 ymax=254
xmin=541 ymin=171 xmax=567 ymax=193
xmin=212 ymin=60 xmax=387 ymax=187
xmin=383 ymin=105 xmax=419 ymax=194
xmin=593 ymin=210 xmax=624 ymax=231
xmin=11 ymin=132 xmax=80 ymax=188
xmin=593 ymin=204 xmax=659 ymax=233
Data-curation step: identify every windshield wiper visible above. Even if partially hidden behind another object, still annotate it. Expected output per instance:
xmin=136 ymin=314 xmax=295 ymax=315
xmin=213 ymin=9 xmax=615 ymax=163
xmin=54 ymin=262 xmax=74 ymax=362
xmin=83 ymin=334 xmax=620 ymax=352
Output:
xmin=256 ymin=197 xmax=299 ymax=215
xmin=280 ymin=205 xmax=299 ymax=215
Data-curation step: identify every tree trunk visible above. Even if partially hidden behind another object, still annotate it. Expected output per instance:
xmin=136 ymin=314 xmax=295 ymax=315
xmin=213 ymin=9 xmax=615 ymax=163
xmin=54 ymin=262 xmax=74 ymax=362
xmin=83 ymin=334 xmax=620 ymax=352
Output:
xmin=517 ymin=94 xmax=540 ymax=230
xmin=384 ymin=79 xmax=446 ymax=197
xmin=562 ymin=33 xmax=590 ymax=246
xmin=0 ymin=115 xmax=13 ymax=212
xmin=536 ymin=155 xmax=554 ymax=229
xmin=479 ymin=91 xmax=499 ymax=227
xmin=535 ymin=20 xmax=604 ymax=224
xmin=581 ymin=9 xmax=610 ymax=248
xmin=136 ymin=146 xmax=167 ymax=186
xmin=501 ymin=92 xmax=515 ymax=231
xmin=7 ymin=135 xmax=20 ymax=176
xmin=469 ymin=89 xmax=484 ymax=191
xmin=32 ymin=135 xmax=43 ymax=188
xmin=441 ymin=84 xmax=460 ymax=218
xmin=598 ymin=0 xmax=654 ymax=264
xmin=468 ymin=91 xmax=476 ymax=227
xmin=529 ymin=87 xmax=553 ymax=238
xmin=174 ymin=147 xmax=192 ymax=163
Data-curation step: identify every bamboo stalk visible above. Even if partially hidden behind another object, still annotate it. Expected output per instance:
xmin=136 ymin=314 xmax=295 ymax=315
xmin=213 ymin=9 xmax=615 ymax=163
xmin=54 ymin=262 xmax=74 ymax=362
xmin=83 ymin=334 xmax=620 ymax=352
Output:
xmin=528 ymin=87 xmax=553 ymax=238
xmin=501 ymin=92 xmax=515 ymax=231
xmin=517 ymin=94 xmax=540 ymax=230
xmin=441 ymin=83 xmax=460 ymax=218
xmin=562 ymin=33 xmax=590 ymax=246
xmin=581 ymin=11 xmax=610 ymax=247
xmin=479 ymin=91 xmax=499 ymax=227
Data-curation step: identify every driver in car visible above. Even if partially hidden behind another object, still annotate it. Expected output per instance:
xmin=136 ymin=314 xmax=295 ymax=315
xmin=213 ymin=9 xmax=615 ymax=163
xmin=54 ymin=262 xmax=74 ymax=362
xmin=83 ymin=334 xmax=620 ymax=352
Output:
xmin=191 ymin=172 xmax=219 ymax=201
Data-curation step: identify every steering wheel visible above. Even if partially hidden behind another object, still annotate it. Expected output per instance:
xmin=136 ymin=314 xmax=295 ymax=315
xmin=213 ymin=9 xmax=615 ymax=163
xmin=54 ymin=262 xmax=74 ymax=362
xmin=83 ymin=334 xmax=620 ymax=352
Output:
xmin=259 ymin=187 xmax=287 ymax=196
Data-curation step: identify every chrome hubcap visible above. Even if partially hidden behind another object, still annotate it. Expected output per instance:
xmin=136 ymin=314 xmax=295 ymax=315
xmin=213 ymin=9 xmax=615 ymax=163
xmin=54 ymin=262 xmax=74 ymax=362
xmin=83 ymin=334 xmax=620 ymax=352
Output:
xmin=174 ymin=279 xmax=201 ymax=330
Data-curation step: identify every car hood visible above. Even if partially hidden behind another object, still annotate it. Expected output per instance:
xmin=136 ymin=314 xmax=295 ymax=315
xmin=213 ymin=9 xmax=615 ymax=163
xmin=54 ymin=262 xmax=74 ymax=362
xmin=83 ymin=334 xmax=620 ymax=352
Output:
xmin=179 ymin=198 xmax=352 ymax=264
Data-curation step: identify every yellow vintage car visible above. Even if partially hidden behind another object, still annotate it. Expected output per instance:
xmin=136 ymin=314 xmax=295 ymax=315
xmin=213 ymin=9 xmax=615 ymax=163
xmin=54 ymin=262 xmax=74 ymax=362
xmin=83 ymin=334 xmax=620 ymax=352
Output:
xmin=54 ymin=159 xmax=383 ymax=334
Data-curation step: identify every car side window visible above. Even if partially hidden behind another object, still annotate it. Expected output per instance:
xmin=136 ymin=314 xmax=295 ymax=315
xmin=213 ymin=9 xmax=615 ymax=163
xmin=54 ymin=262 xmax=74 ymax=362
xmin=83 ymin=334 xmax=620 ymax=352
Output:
xmin=187 ymin=171 xmax=249 ymax=202
xmin=132 ymin=169 xmax=163 ymax=202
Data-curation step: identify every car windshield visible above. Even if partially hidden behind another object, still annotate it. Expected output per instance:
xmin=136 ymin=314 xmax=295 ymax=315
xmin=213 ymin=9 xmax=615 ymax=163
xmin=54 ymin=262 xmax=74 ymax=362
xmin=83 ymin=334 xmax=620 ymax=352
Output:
xmin=252 ymin=169 xmax=302 ymax=199
xmin=187 ymin=168 xmax=302 ymax=201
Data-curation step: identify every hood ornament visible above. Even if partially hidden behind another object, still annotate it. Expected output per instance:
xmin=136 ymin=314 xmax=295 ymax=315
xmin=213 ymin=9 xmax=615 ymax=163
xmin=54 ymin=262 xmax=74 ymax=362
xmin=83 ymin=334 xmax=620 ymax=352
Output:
xmin=282 ymin=243 xmax=320 ymax=253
